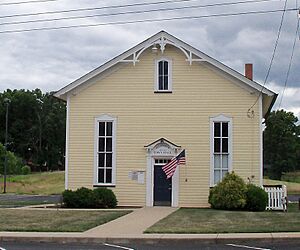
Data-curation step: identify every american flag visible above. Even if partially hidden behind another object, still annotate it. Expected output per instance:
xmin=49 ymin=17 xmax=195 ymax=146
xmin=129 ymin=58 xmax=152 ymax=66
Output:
xmin=162 ymin=150 xmax=186 ymax=179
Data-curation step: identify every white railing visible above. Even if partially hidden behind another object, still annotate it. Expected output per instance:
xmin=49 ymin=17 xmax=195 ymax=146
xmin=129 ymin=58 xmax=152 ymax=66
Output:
xmin=263 ymin=185 xmax=287 ymax=211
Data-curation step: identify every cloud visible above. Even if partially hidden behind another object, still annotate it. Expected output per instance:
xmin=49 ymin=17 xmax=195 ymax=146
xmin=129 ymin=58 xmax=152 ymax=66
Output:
xmin=0 ymin=0 xmax=299 ymax=118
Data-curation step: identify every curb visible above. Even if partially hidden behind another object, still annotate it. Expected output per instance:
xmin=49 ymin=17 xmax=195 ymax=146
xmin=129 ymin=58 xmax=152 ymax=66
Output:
xmin=1 ymin=234 xmax=300 ymax=245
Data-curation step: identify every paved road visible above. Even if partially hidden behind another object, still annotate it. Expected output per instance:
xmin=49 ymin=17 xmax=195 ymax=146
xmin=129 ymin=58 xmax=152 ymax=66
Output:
xmin=1 ymin=240 xmax=300 ymax=250
xmin=0 ymin=194 xmax=62 ymax=205
xmin=288 ymin=195 xmax=300 ymax=202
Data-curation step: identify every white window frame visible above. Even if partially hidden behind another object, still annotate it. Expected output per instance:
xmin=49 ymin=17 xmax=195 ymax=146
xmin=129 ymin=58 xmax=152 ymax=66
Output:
xmin=210 ymin=114 xmax=232 ymax=187
xmin=94 ymin=114 xmax=117 ymax=186
xmin=154 ymin=57 xmax=172 ymax=92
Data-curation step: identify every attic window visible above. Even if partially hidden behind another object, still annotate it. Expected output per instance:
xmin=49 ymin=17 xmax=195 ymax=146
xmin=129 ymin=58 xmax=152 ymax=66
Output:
xmin=155 ymin=58 xmax=172 ymax=92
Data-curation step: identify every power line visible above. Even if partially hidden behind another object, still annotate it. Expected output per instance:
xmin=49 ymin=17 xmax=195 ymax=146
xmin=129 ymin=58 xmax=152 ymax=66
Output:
xmin=247 ymin=0 xmax=288 ymax=113
xmin=0 ymin=0 xmax=274 ymax=20
xmin=278 ymin=4 xmax=300 ymax=108
xmin=0 ymin=8 xmax=297 ymax=34
xmin=0 ymin=0 xmax=197 ymax=19
xmin=0 ymin=0 xmax=278 ymax=27
xmin=0 ymin=0 xmax=58 ymax=6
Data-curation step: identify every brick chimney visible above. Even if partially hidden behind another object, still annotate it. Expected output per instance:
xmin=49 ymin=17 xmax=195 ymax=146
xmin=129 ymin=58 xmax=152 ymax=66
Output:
xmin=245 ymin=63 xmax=253 ymax=80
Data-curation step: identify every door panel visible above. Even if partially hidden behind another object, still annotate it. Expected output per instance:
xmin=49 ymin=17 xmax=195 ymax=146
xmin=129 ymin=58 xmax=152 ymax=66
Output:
xmin=154 ymin=165 xmax=172 ymax=206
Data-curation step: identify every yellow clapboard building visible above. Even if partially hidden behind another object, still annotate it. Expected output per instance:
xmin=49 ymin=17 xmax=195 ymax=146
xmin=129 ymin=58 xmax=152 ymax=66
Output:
xmin=55 ymin=31 xmax=277 ymax=207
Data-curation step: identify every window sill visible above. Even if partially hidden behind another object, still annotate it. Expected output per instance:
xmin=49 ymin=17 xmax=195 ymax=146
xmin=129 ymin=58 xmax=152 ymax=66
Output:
xmin=154 ymin=91 xmax=173 ymax=93
xmin=93 ymin=184 xmax=116 ymax=188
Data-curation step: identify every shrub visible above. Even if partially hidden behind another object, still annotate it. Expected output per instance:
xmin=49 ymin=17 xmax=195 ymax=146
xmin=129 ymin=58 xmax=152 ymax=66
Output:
xmin=209 ymin=172 xmax=247 ymax=210
xmin=62 ymin=187 xmax=95 ymax=208
xmin=62 ymin=187 xmax=117 ymax=208
xmin=62 ymin=189 xmax=78 ymax=208
xmin=93 ymin=188 xmax=117 ymax=208
xmin=245 ymin=184 xmax=268 ymax=211
xmin=21 ymin=165 xmax=31 ymax=175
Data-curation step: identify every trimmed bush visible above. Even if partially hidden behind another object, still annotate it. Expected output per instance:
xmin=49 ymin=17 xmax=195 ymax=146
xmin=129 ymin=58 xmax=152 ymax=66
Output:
xmin=62 ymin=187 xmax=95 ymax=208
xmin=62 ymin=187 xmax=117 ymax=208
xmin=209 ymin=172 xmax=247 ymax=210
xmin=245 ymin=184 xmax=268 ymax=211
xmin=93 ymin=188 xmax=117 ymax=208
xmin=21 ymin=165 xmax=31 ymax=175
xmin=62 ymin=189 xmax=78 ymax=208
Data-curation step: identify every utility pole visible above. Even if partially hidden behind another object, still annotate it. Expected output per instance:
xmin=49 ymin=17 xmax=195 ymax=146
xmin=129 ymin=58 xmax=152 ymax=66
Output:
xmin=3 ymin=98 xmax=11 ymax=193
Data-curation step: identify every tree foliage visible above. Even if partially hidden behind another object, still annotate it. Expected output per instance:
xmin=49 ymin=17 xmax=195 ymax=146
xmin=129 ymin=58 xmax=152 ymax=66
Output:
xmin=0 ymin=89 xmax=66 ymax=171
xmin=0 ymin=143 xmax=24 ymax=175
xmin=264 ymin=110 xmax=300 ymax=179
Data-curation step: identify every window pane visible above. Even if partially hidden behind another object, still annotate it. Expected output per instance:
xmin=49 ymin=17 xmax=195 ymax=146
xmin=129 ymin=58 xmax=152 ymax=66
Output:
xmin=214 ymin=170 xmax=221 ymax=184
xmin=106 ymin=153 xmax=112 ymax=167
xmin=222 ymin=170 xmax=228 ymax=179
xmin=158 ymin=61 xmax=163 ymax=75
xmin=99 ymin=122 xmax=105 ymax=136
xmin=163 ymin=61 xmax=168 ymax=74
xmin=214 ymin=154 xmax=221 ymax=168
xmin=99 ymin=138 xmax=105 ymax=152
xmin=106 ymin=169 xmax=112 ymax=183
xmin=106 ymin=122 xmax=112 ymax=136
xmin=222 ymin=138 xmax=228 ymax=153
xmin=98 ymin=169 xmax=104 ymax=183
xmin=159 ymin=76 xmax=163 ymax=90
xmin=222 ymin=154 xmax=228 ymax=169
xmin=106 ymin=138 xmax=112 ymax=152
xmin=214 ymin=122 xmax=221 ymax=137
xmin=214 ymin=138 xmax=220 ymax=153
xmin=163 ymin=76 xmax=168 ymax=90
xmin=98 ymin=153 xmax=105 ymax=167
xmin=222 ymin=123 xmax=228 ymax=137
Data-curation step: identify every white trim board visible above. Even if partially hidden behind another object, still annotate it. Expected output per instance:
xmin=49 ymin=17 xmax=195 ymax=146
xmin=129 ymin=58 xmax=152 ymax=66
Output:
xmin=64 ymin=95 xmax=70 ymax=190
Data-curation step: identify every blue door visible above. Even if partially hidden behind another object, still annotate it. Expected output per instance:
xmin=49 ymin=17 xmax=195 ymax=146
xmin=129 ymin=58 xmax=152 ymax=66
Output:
xmin=154 ymin=165 xmax=172 ymax=206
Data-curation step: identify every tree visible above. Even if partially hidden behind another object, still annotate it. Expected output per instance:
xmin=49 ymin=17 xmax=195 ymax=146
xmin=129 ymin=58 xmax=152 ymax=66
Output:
xmin=264 ymin=110 xmax=300 ymax=179
xmin=0 ymin=143 xmax=23 ymax=175
xmin=0 ymin=89 xmax=66 ymax=171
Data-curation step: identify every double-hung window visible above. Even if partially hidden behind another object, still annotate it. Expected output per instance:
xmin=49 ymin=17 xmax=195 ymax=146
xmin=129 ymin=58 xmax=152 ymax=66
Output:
xmin=94 ymin=115 xmax=116 ymax=186
xmin=155 ymin=58 xmax=172 ymax=92
xmin=210 ymin=115 xmax=232 ymax=186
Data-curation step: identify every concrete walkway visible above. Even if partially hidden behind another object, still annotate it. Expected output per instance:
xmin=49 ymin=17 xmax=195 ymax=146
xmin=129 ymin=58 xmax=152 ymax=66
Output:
xmin=85 ymin=206 xmax=177 ymax=237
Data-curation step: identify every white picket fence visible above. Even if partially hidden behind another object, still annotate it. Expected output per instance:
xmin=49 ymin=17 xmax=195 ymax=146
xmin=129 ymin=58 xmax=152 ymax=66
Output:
xmin=263 ymin=185 xmax=287 ymax=211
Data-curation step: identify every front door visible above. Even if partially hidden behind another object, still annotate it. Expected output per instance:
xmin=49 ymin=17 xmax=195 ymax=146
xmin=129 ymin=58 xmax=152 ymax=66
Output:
xmin=153 ymin=161 xmax=172 ymax=206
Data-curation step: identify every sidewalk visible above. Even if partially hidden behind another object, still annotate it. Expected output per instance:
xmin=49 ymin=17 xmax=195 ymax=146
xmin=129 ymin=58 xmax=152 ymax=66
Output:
xmin=85 ymin=206 xmax=177 ymax=236
xmin=0 ymin=206 xmax=300 ymax=244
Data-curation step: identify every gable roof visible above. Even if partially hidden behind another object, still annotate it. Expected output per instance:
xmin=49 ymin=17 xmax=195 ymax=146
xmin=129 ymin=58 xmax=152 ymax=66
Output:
xmin=54 ymin=30 xmax=277 ymax=117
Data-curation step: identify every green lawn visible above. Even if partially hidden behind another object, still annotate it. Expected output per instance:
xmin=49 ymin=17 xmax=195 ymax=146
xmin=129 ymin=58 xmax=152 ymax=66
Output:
xmin=263 ymin=178 xmax=300 ymax=194
xmin=281 ymin=171 xmax=300 ymax=183
xmin=146 ymin=204 xmax=300 ymax=234
xmin=0 ymin=209 xmax=131 ymax=232
xmin=0 ymin=171 xmax=64 ymax=195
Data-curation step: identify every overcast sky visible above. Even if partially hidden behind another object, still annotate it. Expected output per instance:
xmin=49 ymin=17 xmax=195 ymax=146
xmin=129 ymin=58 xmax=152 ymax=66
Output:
xmin=0 ymin=0 xmax=299 ymax=118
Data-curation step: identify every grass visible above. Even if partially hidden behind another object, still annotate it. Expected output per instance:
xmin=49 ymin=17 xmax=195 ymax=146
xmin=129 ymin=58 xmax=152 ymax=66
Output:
xmin=263 ymin=178 xmax=300 ymax=195
xmin=0 ymin=171 xmax=64 ymax=195
xmin=0 ymin=209 xmax=131 ymax=232
xmin=281 ymin=171 xmax=300 ymax=183
xmin=146 ymin=204 xmax=300 ymax=234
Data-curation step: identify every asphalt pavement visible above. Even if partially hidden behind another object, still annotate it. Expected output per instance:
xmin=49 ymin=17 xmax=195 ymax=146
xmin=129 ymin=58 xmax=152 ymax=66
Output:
xmin=1 ymin=240 xmax=300 ymax=250
xmin=288 ymin=194 xmax=300 ymax=202
xmin=0 ymin=194 xmax=62 ymax=204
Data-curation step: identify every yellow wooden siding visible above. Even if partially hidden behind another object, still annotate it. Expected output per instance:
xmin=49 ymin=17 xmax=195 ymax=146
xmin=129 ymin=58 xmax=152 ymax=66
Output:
xmin=68 ymin=45 xmax=261 ymax=207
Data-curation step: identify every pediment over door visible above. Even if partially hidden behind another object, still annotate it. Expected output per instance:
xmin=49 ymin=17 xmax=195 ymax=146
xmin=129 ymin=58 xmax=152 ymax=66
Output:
xmin=144 ymin=138 xmax=181 ymax=157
